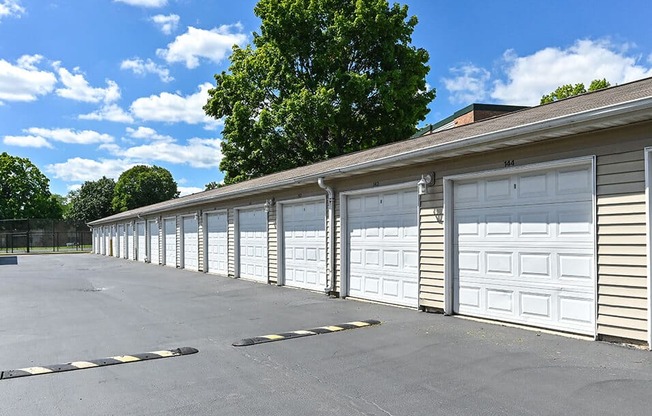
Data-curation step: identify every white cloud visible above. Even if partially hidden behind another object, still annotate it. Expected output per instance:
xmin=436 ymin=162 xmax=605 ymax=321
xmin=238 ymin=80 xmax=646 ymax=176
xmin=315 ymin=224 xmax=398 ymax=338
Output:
xmin=24 ymin=127 xmax=114 ymax=144
xmin=492 ymin=39 xmax=652 ymax=105
xmin=3 ymin=134 xmax=53 ymax=148
xmin=442 ymin=64 xmax=491 ymax=104
xmin=113 ymin=0 xmax=166 ymax=7
xmin=67 ymin=183 xmax=82 ymax=193
xmin=55 ymin=66 xmax=121 ymax=103
xmin=0 ymin=55 xmax=57 ymax=103
xmin=178 ymin=186 xmax=203 ymax=196
xmin=0 ymin=0 xmax=25 ymax=21
xmin=150 ymin=13 xmax=179 ymax=35
xmin=125 ymin=126 xmax=173 ymax=141
xmin=46 ymin=157 xmax=139 ymax=181
xmin=103 ymin=127 xmax=223 ymax=169
xmin=120 ymin=58 xmax=173 ymax=82
xmin=78 ymin=103 xmax=135 ymax=123
xmin=442 ymin=39 xmax=652 ymax=107
xmin=156 ymin=24 xmax=247 ymax=69
xmin=130 ymin=82 xmax=222 ymax=129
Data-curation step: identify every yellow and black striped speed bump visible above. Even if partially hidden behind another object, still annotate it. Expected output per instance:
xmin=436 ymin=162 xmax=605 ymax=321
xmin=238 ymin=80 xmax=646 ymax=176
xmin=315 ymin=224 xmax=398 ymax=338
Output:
xmin=233 ymin=319 xmax=381 ymax=347
xmin=0 ymin=347 xmax=198 ymax=380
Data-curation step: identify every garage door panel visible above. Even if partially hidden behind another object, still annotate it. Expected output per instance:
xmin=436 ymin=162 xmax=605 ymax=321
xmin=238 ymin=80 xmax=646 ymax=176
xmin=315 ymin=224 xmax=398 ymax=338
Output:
xmin=456 ymin=203 xmax=592 ymax=243
xmin=127 ymin=224 xmax=134 ymax=260
xmin=458 ymin=247 xmax=593 ymax=287
xmin=521 ymin=292 xmax=551 ymax=318
xmin=183 ymin=217 xmax=198 ymax=271
xmin=118 ymin=225 xmax=125 ymax=258
xmin=454 ymin=164 xmax=595 ymax=335
xmin=486 ymin=251 xmax=514 ymax=276
xmin=282 ymin=201 xmax=326 ymax=290
xmin=206 ymin=212 xmax=228 ymax=275
xmin=136 ymin=222 xmax=146 ymax=262
xmin=556 ymin=167 xmax=592 ymax=195
xmin=149 ymin=221 xmax=159 ymax=265
xmin=519 ymin=253 xmax=550 ymax=278
xmin=164 ymin=219 xmax=176 ymax=267
xmin=457 ymin=167 xmax=592 ymax=209
xmin=559 ymin=295 xmax=594 ymax=325
xmin=486 ymin=289 xmax=514 ymax=313
xmin=348 ymin=188 xmax=418 ymax=307
xmin=239 ymin=209 xmax=267 ymax=282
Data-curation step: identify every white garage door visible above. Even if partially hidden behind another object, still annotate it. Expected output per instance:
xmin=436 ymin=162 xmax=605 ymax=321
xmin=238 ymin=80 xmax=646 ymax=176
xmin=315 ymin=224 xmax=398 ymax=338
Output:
xmin=136 ymin=222 xmax=146 ymax=262
xmin=182 ymin=216 xmax=199 ymax=271
xmin=126 ymin=223 xmax=134 ymax=260
xmin=348 ymin=188 xmax=418 ymax=307
xmin=104 ymin=226 xmax=110 ymax=255
xmin=282 ymin=200 xmax=326 ymax=291
xmin=148 ymin=220 xmax=160 ymax=265
xmin=453 ymin=163 xmax=595 ymax=335
xmin=112 ymin=227 xmax=120 ymax=257
xmin=238 ymin=208 xmax=267 ymax=282
xmin=205 ymin=212 xmax=228 ymax=275
xmin=118 ymin=224 xmax=125 ymax=258
xmin=97 ymin=228 xmax=102 ymax=254
xmin=163 ymin=218 xmax=176 ymax=267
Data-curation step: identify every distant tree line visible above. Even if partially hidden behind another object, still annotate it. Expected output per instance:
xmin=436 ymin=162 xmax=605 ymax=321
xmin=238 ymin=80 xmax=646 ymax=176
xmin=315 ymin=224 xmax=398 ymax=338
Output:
xmin=0 ymin=152 xmax=179 ymax=224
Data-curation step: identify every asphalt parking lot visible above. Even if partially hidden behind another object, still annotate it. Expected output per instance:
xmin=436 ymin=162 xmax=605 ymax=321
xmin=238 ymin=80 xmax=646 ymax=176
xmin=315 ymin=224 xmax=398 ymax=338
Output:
xmin=0 ymin=254 xmax=650 ymax=416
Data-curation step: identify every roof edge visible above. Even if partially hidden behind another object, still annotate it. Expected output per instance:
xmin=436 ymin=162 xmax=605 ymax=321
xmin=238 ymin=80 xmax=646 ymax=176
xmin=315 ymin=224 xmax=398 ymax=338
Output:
xmin=89 ymin=95 xmax=652 ymax=226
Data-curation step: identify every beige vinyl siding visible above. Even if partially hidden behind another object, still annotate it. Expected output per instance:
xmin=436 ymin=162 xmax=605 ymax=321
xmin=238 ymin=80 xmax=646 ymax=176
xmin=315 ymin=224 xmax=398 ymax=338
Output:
xmin=326 ymin=197 xmax=334 ymax=293
xmin=419 ymin=177 xmax=445 ymax=309
xmin=334 ymin=195 xmax=342 ymax=293
xmin=157 ymin=219 xmax=163 ymax=264
xmin=228 ymin=209 xmax=235 ymax=277
xmin=411 ymin=126 xmax=650 ymax=341
xmin=175 ymin=216 xmax=181 ymax=268
xmin=268 ymin=206 xmax=278 ymax=284
xmin=595 ymin=150 xmax=647 ymax=342
xmin=197 ymin=212 xmax=204 ymax=271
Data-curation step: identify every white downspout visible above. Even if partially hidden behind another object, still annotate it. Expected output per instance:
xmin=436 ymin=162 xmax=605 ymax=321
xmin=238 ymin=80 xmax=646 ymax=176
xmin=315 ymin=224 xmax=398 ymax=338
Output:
xmin=318 ymin=177 xmax=336 ymax=295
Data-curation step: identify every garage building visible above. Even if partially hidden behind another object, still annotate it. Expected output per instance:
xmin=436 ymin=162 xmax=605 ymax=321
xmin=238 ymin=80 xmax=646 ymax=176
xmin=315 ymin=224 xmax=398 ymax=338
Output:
xmin=89 ymin=77 xmax=652 ymax=349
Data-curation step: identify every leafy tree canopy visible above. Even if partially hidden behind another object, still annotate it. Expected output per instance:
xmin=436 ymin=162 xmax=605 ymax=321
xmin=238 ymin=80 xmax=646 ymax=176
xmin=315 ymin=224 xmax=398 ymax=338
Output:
xmin=112 ymin=165 xmax=179 ymax=212
xmin=0 ymin=152 xmax=62 ymax=219
xmin=204 ymin=181 xmax=223 ymax=191
xmin=65 ymin=176 xmax=116 ymax=224
xmin=540 ymin=78 xmax=611 ymax=104
xmin=205 ymin=0 xmax=436 ymax=184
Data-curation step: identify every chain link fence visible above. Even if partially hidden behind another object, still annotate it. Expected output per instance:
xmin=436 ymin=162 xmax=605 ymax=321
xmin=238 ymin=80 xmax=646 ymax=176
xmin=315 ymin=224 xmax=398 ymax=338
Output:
xmin=0 ymin=219 xmax=92 ymax=254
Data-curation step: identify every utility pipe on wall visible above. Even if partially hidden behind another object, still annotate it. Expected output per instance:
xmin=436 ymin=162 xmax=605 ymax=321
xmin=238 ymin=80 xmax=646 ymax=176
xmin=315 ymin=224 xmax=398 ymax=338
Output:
xmin=317 ymin=177 xmax=336 ymax=295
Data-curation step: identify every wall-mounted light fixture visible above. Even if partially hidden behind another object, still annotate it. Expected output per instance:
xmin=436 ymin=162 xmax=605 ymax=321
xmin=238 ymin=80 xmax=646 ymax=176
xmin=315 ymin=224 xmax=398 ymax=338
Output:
xmin=264 ymin=198 xmax=276 ymax=213
xmin=417 ymin=173 xmax=435 ymax=196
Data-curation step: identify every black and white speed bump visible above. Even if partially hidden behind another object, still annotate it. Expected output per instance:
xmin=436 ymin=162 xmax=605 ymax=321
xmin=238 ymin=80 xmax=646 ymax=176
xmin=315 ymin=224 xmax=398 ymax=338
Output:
xmin=233 ymin=319 xmax=381 ymax=346
xmin=0 ymin=347 xmax=198 ymax=380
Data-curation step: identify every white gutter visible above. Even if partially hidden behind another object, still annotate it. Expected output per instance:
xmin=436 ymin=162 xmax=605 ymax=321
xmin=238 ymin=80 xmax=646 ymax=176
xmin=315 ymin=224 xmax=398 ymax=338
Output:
xmin=89 ymin=96 xmax=652 ymax=225
xmin=317 ymin=177 xmax=336 ymax=294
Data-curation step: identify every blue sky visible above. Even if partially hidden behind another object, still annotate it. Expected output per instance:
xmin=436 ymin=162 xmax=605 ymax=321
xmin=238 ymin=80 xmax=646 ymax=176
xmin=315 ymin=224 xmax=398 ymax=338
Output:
xmin=1 ymin=0 xmax=652 ymax=197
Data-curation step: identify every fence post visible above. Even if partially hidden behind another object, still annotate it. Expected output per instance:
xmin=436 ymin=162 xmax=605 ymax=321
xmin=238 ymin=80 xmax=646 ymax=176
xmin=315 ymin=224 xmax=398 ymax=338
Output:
xmin=26 ymin=219 xmax=30 ymax=253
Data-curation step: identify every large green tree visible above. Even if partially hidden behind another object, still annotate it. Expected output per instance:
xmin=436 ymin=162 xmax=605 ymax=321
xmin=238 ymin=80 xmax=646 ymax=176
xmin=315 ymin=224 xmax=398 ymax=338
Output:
xmin=112 ymin=165 xmax=179 ymax=212
xmin=540 ymin=78 xmax=611 ymax=104
xmin=0 ymin=152 xmax=62 ymax=219
xmin=205 ymin=0 xmax=436 ymax=184
xmin=65 ymin=176 xmax=116 ymax=224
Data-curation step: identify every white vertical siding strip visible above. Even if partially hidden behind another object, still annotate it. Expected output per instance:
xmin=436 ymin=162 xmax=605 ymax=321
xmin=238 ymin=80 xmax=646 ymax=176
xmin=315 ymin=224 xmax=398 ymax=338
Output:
xmin=443 ymin=177 xmax=454 ymax=315
xmin=591 ymin=155 xmax=599 ymax=340
xmin=644 ymin=147 xmax=652 ymax=350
